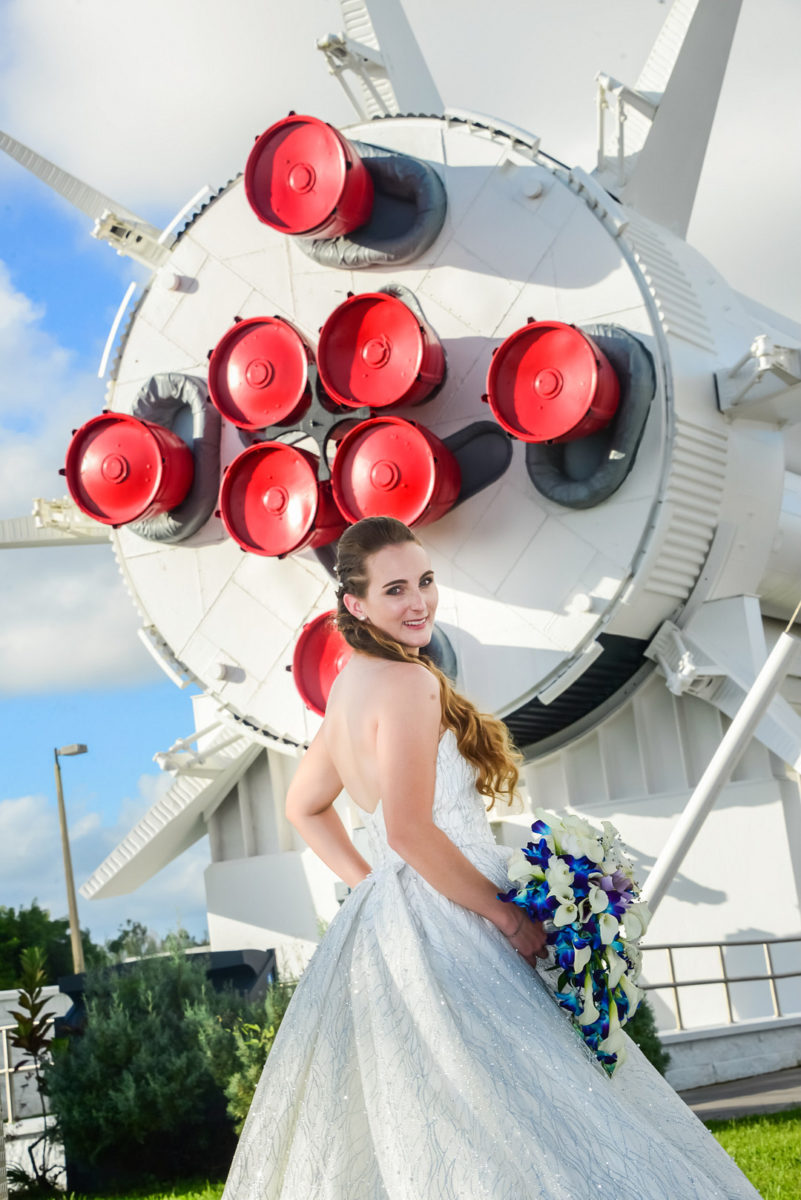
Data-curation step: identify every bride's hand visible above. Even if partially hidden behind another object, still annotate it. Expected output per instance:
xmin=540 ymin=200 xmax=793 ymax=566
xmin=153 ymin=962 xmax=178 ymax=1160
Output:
xmin=503 ymin=910 xmax=549 ymax=964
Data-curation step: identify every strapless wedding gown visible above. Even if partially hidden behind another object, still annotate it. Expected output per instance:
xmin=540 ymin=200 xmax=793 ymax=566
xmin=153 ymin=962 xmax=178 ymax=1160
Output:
xmin=223 ymin=730 xmax=759 ymax=1200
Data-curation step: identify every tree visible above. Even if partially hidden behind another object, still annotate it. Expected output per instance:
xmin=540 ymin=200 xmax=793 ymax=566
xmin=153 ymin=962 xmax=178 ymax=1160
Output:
xmin=104 ymin=919 xmax=204 ymax=962
xmin=0 ymin=903 xmax=106 ymax=988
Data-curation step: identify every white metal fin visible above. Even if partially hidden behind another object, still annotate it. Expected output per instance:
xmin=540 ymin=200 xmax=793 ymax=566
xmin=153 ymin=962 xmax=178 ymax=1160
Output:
xmin=319 ymin=0 xmax=442 ymax=120
xmin=595 ymin=0 xmax=742 ymax=237
xmin=2 ymin=129 xmax=144 ymax=224
xmin=0 ymin=508 xmax=109 ymax=549
xmin=0 ymin=129 xmax=168 ymax=266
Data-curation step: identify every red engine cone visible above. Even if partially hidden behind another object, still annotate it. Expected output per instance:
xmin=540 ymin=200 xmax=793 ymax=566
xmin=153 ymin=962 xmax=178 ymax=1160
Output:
xmin=318 ymin=292 xmax=445 ymax=410
xmin=208 ymin=316 xmax=313 ymax=430
xmin=245 ymin=114 xmax=374 ymax=238
xmin=486 ymin=321 xmax=620 ymax=443
xmin=65 ymin=413 xmax=194 ymax=526
xmin=292 ymin=612 xmax=352 ymax=715
xmin=331 ymin=417 xmax=460 ymax=528
xmin=220 ymin=441 xmax=345 ymax=557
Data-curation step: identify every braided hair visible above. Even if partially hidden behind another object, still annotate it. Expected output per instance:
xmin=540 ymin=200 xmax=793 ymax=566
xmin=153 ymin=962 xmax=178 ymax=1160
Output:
xmin=334 ymin=517 xmax=520 ymax=808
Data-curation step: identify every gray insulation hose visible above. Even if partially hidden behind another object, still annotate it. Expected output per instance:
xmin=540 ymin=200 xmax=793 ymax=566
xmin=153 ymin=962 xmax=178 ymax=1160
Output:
xmin=125 ymin=373 xmax=221 ymax=543
xmin=297 ymin=140 xmax=447 ymax=269
xmin=525 ymin=324 xmax=656 ymax=509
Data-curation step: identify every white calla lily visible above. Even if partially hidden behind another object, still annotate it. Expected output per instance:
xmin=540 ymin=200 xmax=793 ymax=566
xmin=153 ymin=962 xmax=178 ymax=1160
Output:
xmin=562 ymin=812 xmax=595 ymax=837
xmin=577 ymin=968 xmax=600 ymax=1026
xmin=573 ymin=944 xmax=592 ymax=974
xmin=587 ymin=884 xmax=609 ymax=915
xmin=599 ymin=1030 xmax=627 ymax=1066
xmin=598 ymin=997 xmax=627 ymax=1062
xmin=545 ymin=856 xmax=574 ymax=891
xmin=605 ymin=945 xmax=627 ymax=989
xmin=507 ymin=848 xmax=536 ymax=884
xmin=598 ymin=912 xmax=619 ymax=945
xmin=623 ymin=901 xmax=651 ymax=940
xmin=618 ymin=971 xmax=642 ymax=1018
xmin=552 ymin=901 xmax=578 ymax=928
xmin=561 ymin=831 xmax=605 ymax=863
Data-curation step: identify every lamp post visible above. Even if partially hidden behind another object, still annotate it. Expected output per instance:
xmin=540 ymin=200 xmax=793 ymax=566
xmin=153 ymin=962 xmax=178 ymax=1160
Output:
xmin=54 ymin=744 xmax=88 ymax=975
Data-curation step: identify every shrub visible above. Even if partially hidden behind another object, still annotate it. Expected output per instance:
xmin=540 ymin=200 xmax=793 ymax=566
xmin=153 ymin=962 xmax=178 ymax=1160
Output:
xmin=191 ymin=982 xmax=296 ymax=1133
xmin=43 ymin=954 xmax=238 ymax=1191
xmin=625 ymin=994 xmax=671 ymax=1074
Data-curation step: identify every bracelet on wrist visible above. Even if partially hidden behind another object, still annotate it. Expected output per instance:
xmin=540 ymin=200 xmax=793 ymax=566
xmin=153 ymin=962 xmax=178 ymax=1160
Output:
xmin=506 ymin=911 xmax=525 ymax=939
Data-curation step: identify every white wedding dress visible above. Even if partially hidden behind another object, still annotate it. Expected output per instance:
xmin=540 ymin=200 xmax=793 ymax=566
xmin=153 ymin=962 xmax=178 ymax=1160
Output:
xmin=223 ymin=730 xmax=760 ymax=1200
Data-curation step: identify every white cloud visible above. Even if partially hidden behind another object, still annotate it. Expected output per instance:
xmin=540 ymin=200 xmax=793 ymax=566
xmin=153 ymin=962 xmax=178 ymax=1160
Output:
xmin=0 ymin=261 xmax=105 ymax=514
xmin=0 ymin=0 xmax=351 ymax=217
xmin=0 ymin=774 xmax=209 ymax=943
xmin=0 ymin=261 xmax=162 ymax=692
xmin=0 ymin=546 xmax=160 ymax=693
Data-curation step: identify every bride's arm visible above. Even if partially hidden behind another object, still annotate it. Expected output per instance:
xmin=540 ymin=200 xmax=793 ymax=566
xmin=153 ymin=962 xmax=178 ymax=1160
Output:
xmin=377 ymin=663 xmax=546 ymax=961
xmin=285 ymin=731 xmax=372 ymax=889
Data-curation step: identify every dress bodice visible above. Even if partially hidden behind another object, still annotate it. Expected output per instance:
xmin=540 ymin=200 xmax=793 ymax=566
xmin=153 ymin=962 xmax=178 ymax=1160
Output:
xmin=360 ymin=729 xmax=500 ymax=872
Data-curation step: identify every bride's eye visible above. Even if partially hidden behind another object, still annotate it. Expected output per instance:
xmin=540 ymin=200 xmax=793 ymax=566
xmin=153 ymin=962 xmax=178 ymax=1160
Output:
xmin=420 ymin=574 xmax=434 ymax=588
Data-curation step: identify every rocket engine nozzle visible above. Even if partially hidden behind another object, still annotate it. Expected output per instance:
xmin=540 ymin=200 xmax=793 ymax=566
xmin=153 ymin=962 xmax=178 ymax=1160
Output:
xmin=245 ymin=114 xmax=374 ymax=239
xmin=486 ymin=320 xmax=620 ymax=443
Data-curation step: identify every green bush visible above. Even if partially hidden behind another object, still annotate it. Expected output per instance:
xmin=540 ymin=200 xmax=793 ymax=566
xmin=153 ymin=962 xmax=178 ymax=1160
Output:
xmin=222 ymin=984 xmax=295 ymax=1132
xmin=625 ymin=994 xmax=671 ymax=1074
xmin=191 ymin=981 xmax=296 ymax=1133
xmin=43 ymin=954 xmax=239 ymax=1190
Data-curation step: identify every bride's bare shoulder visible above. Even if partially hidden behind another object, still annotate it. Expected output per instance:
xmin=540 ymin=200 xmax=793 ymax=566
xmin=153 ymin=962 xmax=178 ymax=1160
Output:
xmin=334 ymin=656 xmax=436 ymax=710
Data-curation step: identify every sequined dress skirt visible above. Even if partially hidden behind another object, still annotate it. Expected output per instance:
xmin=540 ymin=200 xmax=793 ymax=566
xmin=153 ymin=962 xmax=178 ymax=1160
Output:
xmin=221 ymin=827 xmax=759 ymax=1199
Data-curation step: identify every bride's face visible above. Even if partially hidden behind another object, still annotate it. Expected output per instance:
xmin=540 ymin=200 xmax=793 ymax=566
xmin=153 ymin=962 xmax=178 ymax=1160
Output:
xmin=346 ymin=541 xmax=438 ymax=653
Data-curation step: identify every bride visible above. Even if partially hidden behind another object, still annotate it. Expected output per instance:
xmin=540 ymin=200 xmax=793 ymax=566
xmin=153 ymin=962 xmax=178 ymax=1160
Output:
xmin=223 ymin=516 xmax=759 ymax=1199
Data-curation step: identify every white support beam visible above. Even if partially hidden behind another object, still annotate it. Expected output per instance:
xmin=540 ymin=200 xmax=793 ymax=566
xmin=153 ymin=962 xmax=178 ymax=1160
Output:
xmin=0 ymin=500 xmax=109 ymax=549
xmin=715 ymin=336 xmax=801 ymax=424
xmin=319 ymin=0 xmax=442 ymax=120
xmin=1 ymin=129 xmax=168 ymax=267
xmin=646 ymin=595 xmax=801 ymax=771
xmin=643 ymin=629 xmax=801 ymax=911
xmin=81 ymin=729 xmax=262 ymax=899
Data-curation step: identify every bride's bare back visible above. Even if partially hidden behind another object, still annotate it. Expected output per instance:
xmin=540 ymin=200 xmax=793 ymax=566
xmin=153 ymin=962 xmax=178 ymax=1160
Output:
xmin=322 ymin=654 xmax=440 ymax=816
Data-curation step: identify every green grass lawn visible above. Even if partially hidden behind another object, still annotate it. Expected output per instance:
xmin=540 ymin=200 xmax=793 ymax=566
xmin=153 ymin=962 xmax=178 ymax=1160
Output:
xmin=706 ymin=1107 xmax=801 ymax=1200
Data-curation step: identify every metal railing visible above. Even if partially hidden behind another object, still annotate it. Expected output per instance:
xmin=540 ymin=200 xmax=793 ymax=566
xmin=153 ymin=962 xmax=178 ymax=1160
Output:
xmin=640 ymin=935 xmax=801 ymax=1032
xmin=0 ymin=1020 xmax=54 ymax=1126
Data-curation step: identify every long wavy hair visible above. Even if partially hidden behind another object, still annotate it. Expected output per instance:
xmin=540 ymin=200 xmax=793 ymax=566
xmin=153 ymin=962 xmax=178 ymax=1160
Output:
xmin=334 ymin=516 xmax=520 ymax=808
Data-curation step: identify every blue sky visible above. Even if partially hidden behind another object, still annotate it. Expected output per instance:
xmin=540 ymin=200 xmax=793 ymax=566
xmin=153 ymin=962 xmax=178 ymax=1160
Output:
xmin=1 ymin=0 xmax=799 ymax=948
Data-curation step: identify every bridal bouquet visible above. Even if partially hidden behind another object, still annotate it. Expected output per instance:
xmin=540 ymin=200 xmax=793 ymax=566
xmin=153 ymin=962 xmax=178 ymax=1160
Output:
xmin=499 ymin=809 xmax=651 ymax=1075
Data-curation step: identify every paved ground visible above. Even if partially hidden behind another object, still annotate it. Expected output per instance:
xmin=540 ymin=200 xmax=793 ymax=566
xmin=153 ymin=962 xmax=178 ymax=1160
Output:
xmin=678 ymin=1067 xmax=801 ymax=1123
